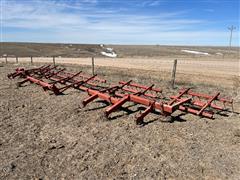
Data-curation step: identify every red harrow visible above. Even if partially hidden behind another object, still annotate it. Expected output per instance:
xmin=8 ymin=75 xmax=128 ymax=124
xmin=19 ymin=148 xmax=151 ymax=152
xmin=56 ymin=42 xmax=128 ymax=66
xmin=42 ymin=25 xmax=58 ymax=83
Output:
xmin=8 ymin=65 xmax=234 ymax=125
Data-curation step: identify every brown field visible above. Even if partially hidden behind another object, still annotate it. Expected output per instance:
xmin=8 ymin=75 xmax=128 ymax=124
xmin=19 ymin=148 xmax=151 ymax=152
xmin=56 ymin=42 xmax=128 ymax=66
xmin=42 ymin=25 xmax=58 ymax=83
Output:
xmin=1 ymin=42 xmax=239 ymax=58
xmin=0 ymin=43 xmax=240 ymax=179
xmin=1 ymin=56 xmax=239 ymax=88
xmin=1 ymin=42 xmax=239 ymax=87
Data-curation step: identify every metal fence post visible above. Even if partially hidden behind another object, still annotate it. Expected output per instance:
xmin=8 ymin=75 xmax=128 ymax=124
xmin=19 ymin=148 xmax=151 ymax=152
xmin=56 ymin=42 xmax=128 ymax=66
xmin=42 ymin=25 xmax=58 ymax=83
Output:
xmin=53 ymin=56 xmax=55 ymax=66
xmin=92 ymin=57 xmax=95 ymax=75
xmin=171 ymin=59 xmax=177 ymax=89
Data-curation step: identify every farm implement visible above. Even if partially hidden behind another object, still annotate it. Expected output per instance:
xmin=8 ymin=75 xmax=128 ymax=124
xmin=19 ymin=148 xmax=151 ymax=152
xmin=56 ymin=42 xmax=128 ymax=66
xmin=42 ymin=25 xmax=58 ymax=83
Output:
xmin=8 ymin=65 xmax=234 ymax=125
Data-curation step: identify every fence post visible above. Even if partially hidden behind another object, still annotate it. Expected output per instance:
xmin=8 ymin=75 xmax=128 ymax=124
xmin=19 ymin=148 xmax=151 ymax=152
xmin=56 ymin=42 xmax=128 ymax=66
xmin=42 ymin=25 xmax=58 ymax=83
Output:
xmin=171 ymin=59 xmax=177 ymax=89
xmin=53 ymin=56 xmax=55 ymax=66
xmin=5 ymin=56 xmax=7 ymax=64
xmin=31 ymin=56 xmax=33 ymax=65
xmin=92 ymin=57 xmax=95 ymax=75
xmin=16 ymin=56 xmax=18 ymax=63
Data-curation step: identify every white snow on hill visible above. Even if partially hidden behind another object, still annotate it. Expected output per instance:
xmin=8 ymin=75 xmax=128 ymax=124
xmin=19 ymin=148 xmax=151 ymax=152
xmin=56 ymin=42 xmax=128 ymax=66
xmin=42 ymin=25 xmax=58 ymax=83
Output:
xmin=101 ymin=51 xmax=117 ymax=58
xmin=216 ymin=52 xmax=223 ymax=56
xmin=106 ymin=47 xmax=113 ymax=51
xmin=181 ymin=49 xmax=210 ymax=55
xmin=100 ymin=44 xmax=117 ymax=58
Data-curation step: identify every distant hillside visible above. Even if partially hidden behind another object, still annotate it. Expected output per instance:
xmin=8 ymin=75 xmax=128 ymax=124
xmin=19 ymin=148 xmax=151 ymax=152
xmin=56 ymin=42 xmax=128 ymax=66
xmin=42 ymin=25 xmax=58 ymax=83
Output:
xmin=0 ymin=42 xmax=103 ymax=57
xmin=0 ymin=42 xmax=239 ymax=58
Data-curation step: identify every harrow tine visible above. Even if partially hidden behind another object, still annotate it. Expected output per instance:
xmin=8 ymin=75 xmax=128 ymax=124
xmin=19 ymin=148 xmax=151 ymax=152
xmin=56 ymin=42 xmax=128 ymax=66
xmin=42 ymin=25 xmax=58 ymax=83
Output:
xmin=58 ymin=74 xmax=98 ymax=93
xmin=46 ymin=68 xmax=66 ymax=78
xmin=197 ymin=93 xmax=220 ymax=116
xmin=17 ymin=78 xmax=30 ymax=86
xmin=135 ymin=103 xmax=154 ymax=125
xmin=134 ymin=84 xmax=154 ymax=96
xmin=62 ymin=71 xmax=106 ymax=83
xmin=122 ymin=86 xmax=158 ymax=98
xmin=50 ymin=71 xmax=82 ymax=85
xmin=37 ymin=65 xmax=58 ymax=77
xmin=119 ymin=81 xmax=162 ymax=93
xmin=105 ymin=95 xmax=130 ymax=117
xmin=168 ymin=88 xmax=190 ymax=105
xmin=82 ymin=93 xmax=99 ymax=107
xmin=99 ymin=80 xmax=132 ymax=94
xmin=37 ymin=65 xmax=51 ymax=74
xmin=170 ymin=97 xmax=192 ymax=111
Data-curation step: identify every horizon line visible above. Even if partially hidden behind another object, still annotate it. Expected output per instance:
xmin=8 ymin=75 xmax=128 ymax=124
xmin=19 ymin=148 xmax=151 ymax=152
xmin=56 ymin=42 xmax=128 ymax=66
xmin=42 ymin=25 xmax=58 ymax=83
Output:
xmin=1 ymin=41 xmax=239 ymax=48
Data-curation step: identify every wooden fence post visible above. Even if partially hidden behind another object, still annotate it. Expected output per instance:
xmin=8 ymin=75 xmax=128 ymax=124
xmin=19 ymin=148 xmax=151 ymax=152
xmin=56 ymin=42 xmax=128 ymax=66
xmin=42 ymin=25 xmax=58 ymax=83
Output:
xmin=16 ymin=56 xmax=18 ymax=63
xmin=92 ymin=57 xmax=95 ymax=75
xmin=31 ymin=56 xmax=33 ymax=65
xmin=53 ymin=56 xmax=55 ymax=66
xmin=5 ymin=56 xmax=7 ymax=64
xmin=171 ymin=59 xmax=177 ymax=89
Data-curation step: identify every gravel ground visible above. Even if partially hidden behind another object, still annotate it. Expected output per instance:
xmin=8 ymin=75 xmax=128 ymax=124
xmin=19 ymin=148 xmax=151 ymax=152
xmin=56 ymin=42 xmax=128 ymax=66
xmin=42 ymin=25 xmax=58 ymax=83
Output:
xmin=0 ymin=63 xmax=240 ymax=179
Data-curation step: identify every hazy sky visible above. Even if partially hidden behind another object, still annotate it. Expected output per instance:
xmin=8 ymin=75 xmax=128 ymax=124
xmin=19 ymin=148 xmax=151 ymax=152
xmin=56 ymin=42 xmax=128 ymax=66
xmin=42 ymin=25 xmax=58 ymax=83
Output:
xmin=1 ymin=0 xmax=239 ymax=46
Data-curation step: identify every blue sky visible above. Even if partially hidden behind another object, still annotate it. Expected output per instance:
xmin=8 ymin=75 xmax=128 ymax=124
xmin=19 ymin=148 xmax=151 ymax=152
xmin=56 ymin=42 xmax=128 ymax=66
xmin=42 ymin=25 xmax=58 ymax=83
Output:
xmin=1 ymin=0 xmax=239 ymax=46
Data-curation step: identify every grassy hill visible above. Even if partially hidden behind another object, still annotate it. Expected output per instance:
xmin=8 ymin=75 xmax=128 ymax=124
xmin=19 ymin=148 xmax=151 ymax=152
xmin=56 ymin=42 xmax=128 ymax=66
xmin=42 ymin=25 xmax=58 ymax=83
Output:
xmin=1 ymin=42 xmax=239 ymax=58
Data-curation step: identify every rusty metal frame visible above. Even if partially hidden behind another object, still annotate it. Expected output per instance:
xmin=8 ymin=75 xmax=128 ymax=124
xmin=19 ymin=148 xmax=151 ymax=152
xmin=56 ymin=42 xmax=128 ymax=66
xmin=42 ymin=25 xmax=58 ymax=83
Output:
xmin=8 ymin=65 xmax=234 ymax=125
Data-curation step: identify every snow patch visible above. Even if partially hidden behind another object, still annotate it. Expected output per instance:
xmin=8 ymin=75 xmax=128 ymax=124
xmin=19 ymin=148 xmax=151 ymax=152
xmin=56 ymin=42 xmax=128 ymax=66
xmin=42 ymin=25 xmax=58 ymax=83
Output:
xmin=100 ymin=44 xmax=117 ymax=58
xmin=106 ymin=47 xmax=113 ymax=51
xmin=216 ymin=52 xmax=223 ymax=56
xmin=181 ymin=50 xmax=210 ymax=56
xmin=101 ymin=51 xmax=117 ymax=58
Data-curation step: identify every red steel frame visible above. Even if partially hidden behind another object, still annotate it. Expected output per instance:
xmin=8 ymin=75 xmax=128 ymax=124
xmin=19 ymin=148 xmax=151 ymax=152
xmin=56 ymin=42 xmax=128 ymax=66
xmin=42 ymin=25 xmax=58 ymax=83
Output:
xmin=8 ymin=65 xmax=234 ymax=125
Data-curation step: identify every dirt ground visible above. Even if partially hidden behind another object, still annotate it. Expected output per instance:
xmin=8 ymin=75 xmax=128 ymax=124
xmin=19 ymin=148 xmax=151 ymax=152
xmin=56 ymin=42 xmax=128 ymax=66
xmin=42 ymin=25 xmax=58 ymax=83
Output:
xmin=0 ymin=63 xmax=240 ymax=179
